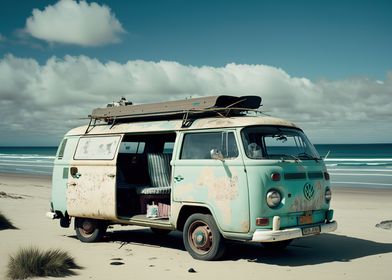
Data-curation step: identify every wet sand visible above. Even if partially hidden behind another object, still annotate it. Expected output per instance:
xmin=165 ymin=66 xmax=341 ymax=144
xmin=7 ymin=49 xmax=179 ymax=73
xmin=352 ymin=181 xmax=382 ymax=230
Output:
xmin=0 ymin=172 xmax=391 ymax=280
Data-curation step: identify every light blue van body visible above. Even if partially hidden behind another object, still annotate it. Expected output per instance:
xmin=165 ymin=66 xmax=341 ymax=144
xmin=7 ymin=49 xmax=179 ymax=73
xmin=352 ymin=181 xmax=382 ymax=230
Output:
xmin=49 ymin=115 xmax=337 ymax=258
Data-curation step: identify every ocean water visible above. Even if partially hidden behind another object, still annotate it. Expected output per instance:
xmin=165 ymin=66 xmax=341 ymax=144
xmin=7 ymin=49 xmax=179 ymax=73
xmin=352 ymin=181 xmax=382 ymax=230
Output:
xmin=0 ymin=147 xmax=57 ymax=175
xmin=0 ymin=144 xmax=391 ymax=189
xmin=315 ymin=144 xmax=392 ymax=189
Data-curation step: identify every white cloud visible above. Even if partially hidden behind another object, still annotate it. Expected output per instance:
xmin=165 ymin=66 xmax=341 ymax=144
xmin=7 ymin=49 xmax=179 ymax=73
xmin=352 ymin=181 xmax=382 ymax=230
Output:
xmin=24 ymin=0 xmax=125 ymax=46
xmin=0 ymin=54 xmax=391 ymax=145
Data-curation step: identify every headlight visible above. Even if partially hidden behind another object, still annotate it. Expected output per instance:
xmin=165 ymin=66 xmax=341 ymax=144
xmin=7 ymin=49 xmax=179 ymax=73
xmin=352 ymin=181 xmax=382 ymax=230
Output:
xmin=266 ymin=190 xmax=282 ymax=208
xmin=325 ymin=188 xmax=332 ymax=203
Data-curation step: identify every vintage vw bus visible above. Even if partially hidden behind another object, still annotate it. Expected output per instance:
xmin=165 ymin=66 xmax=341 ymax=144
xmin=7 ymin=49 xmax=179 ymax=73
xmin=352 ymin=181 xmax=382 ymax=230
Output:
xmin=47 ymin=95 xmax=337 ymax=260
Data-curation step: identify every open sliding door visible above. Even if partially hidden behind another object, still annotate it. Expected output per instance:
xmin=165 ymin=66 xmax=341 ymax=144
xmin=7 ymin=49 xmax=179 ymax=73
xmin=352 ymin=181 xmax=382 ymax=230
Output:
xmin=66 ymin=135 xmax=122 ymax=220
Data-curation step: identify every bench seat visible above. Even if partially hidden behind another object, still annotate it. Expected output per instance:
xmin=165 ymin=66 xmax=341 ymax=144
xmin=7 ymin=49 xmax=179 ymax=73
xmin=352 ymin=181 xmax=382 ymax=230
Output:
xmin=134 ymin=153 xmax=172 ymax=195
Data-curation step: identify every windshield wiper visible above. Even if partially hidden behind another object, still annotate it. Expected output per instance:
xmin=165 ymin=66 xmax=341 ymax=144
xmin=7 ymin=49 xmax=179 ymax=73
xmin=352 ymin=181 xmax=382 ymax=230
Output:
xmin=298 ymin=152 xmax=320 ymax=162
xmin=277 ymin=154 xmax=302 ymax=163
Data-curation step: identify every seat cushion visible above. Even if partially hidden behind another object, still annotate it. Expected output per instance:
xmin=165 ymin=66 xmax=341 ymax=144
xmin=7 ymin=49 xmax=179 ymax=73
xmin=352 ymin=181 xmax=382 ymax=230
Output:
xmin=147 ymin=153 xmax=172 ymax=188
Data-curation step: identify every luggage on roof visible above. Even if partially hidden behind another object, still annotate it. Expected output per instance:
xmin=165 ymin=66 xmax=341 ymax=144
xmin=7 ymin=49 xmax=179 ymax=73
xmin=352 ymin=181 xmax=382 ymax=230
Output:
xmin=89 ymin=95 xmax=262 ymax=123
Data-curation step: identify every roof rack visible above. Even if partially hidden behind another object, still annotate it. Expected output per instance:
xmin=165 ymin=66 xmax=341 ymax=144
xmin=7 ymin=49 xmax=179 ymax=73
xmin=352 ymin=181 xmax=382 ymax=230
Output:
xmin=86 ymin=95 xmax=262 ymax=132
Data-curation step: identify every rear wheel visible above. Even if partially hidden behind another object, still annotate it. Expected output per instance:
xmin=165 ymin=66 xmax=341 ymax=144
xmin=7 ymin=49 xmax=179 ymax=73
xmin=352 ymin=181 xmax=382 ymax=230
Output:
xmin=261 ymin=239 xmax=292 ymax=250
xmin=75 ymin=218 xmax=107 ymax=243
xmin=183 ymin=213 xmax=225 ymax=261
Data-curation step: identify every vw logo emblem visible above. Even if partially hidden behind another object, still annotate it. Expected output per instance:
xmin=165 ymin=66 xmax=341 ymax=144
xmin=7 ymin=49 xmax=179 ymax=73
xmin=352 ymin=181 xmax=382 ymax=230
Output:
xmin=303 ymin=183 xmax=314 ymax=200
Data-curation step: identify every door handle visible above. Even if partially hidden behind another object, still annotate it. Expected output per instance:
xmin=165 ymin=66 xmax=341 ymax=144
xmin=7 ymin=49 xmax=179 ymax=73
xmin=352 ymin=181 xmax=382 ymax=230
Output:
xmin=107 ymin=174 xmax=116 ymax=178
xmin=70 ymin=167 xmax=81 ymax=178
xmin=174 ymin=175 xmax=184 ymax=182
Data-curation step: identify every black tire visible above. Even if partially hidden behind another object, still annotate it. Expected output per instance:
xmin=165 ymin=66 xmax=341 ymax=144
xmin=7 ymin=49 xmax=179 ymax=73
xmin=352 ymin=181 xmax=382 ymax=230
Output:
xmin=75 ymin=218 xmax=107 ymax=243
xmin=261 ymin=239 xmax=292 ymax=250
xmin=183 ymin=213 xmax=225 ymax=261
xmin=150 ymin=227 xmax=171 ymax=235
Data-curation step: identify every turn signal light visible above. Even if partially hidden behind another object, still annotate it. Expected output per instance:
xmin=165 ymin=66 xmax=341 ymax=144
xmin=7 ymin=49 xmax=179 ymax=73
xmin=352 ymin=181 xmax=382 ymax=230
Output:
xmin=271 ymin=173 xmax=281 ymax=181
xmin=256 ymin=218 xmax=269 ymax=226
xmin=325 ymin=188 xmax=332 ymax=202
xmin=324 ymin=172 xmax=330 ymax=180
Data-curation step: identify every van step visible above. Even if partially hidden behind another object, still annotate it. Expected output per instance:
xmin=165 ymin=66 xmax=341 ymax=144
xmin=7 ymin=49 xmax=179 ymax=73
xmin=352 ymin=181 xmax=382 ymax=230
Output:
xmin=117 ymin=214 xmax=173 ymax=228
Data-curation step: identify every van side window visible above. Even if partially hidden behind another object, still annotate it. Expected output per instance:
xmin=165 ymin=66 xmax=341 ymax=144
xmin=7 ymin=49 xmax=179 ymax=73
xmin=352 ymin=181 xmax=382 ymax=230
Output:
xmin=119 ymin=142 xmax=145 ymax=154
xmin=57 ymin=139 xmax=67 ymax=159
xmin=163 ymin=142 xmax=174 ymax=154
xmin=180 ymin=132 xmax=238 ymax=159
xmin=74 ymin=136 xmax=121 ymax=160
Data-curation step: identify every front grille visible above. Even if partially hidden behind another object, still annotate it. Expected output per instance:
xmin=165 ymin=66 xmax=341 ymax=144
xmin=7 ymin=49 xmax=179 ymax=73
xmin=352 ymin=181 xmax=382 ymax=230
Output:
xmin=284 ymin=171 xmax=324 ymax=180
xmin=307 ymin=172 xmax=324 ymax=179
xmin=284 ymin=172 xmax=306 ymax=180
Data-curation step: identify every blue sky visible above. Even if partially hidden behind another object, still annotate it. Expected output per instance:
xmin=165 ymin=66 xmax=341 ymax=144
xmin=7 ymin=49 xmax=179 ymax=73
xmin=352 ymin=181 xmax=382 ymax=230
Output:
xmin=2 ymin=0 xmax=391 ymax=79
xmin=0 ymin=0 xmax=391 ymax=145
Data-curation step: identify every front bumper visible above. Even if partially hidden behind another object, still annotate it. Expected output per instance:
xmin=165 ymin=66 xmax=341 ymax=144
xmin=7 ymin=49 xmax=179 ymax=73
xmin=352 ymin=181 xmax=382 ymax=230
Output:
xmin=251 ymin=220 xmax=337 ymax=242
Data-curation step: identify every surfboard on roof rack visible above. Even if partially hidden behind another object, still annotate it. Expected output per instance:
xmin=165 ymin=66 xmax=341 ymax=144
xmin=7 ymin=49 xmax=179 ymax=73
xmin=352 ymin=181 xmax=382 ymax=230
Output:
xmin=89 ymin=95 xmax=262 ymax=123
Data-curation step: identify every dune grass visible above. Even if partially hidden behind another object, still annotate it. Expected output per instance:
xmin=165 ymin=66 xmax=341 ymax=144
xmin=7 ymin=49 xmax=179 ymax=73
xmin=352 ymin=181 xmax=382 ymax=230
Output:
xmin=0 ymin=211 xmax=17 ymax=230
xmin=7 ymin=247 xmax=82 ymax=279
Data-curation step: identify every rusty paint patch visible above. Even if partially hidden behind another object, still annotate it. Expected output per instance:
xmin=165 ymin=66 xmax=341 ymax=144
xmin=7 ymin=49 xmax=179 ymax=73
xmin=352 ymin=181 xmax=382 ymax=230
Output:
xmin=289 ymin=181 xmax=324 ymax=212
xmin=241 ymin=220 xmax=250 ymax=232
xmin=173 ymin=183 xmax=194 ymax=201
xmin=67 ymin=165 xmax=116 ymax=219
xmin=197 ymin=168 xmax=239 ymax=201
xmin=196 ymin=168 xmax=240 ymax=225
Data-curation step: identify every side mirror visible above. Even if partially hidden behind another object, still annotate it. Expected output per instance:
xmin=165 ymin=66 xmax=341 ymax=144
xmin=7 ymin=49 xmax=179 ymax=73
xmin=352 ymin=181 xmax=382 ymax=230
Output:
xmin=210 ymin=149 xmax=225 ymax=162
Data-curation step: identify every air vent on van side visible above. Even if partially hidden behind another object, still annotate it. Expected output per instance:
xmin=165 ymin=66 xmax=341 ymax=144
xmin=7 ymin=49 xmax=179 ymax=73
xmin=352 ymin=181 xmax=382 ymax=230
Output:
xmin=307 ymin=172 xmax=324 ymax=179
xmin=284 ymin=173 xmax=306 ymax=180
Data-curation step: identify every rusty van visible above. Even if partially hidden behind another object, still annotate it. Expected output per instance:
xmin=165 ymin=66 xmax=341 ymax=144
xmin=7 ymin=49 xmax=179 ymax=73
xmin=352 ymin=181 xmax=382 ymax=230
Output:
xmin=47 ymin=95 xmax=337 ymax=260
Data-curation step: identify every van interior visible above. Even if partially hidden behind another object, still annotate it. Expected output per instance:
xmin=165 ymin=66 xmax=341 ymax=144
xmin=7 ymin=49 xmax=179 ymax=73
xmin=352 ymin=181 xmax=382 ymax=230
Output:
xmin=116 ymin=132 xmax=176 ymax=219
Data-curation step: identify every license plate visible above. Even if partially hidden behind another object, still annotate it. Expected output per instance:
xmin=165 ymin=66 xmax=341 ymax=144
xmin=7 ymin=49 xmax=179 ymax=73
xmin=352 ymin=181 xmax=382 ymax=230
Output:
xmin=302 ymin=226 xmax=321 ymax=236
xmin=299 ymin=215 xmax=313 ymax=225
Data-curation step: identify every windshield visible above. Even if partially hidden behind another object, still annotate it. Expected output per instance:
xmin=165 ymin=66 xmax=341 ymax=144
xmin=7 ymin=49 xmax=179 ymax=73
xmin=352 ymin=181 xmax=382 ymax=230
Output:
xmin=241 ymin=126 xmax=320 ymax=160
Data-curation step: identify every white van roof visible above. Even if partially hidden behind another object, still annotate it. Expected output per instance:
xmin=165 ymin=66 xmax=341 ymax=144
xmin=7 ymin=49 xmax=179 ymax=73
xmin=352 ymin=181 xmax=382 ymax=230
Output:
xmin=65 ymin=115 xmax=299 ymax=136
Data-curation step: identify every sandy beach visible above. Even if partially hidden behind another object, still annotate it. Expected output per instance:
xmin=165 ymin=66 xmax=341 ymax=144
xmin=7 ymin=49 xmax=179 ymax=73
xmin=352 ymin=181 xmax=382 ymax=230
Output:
xmin=0 ymin=172 xmax=391 ymax=280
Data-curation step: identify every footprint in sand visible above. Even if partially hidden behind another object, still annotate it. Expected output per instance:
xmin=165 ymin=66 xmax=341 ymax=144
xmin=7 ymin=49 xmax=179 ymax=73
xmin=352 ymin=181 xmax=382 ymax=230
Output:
xmin=375 ymin=220 xmax=392 ymax=230
xmin=110 ymin=258 xmax=124 ymax=265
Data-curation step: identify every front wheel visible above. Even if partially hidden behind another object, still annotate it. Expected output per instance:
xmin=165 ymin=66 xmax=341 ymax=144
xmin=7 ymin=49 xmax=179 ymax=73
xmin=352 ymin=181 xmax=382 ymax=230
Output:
xmin=75 ymin=218 xmax=107 ymax=243
xmin=183 ymin=213 xmax=225 ymax=261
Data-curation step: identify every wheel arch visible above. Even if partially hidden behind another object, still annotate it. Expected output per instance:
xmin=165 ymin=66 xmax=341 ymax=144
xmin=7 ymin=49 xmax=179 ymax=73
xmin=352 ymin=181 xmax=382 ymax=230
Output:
xmin=176 ymin=204 xmax=214 ymax=231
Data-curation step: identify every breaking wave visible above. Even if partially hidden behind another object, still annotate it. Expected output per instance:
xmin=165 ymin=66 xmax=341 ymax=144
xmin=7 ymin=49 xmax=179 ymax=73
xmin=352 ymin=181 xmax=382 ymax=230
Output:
xmin=0 ymin=153 xmax=56 ymax=160
xmin=325 ymin=158 xmax=392 ymax=167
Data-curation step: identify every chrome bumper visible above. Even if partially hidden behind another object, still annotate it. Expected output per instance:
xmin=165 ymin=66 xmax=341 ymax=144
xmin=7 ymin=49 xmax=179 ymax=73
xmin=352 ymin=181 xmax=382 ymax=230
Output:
xmin=251 ymin=221 xmax=337 ymax=242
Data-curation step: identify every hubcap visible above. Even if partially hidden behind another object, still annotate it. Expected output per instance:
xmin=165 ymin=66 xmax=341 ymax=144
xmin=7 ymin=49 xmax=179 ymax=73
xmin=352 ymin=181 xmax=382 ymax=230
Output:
xmin=81 ymin=219 xmax=95 ymax=235
xmin=189 ymin=222 xmax=212 ymax=254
